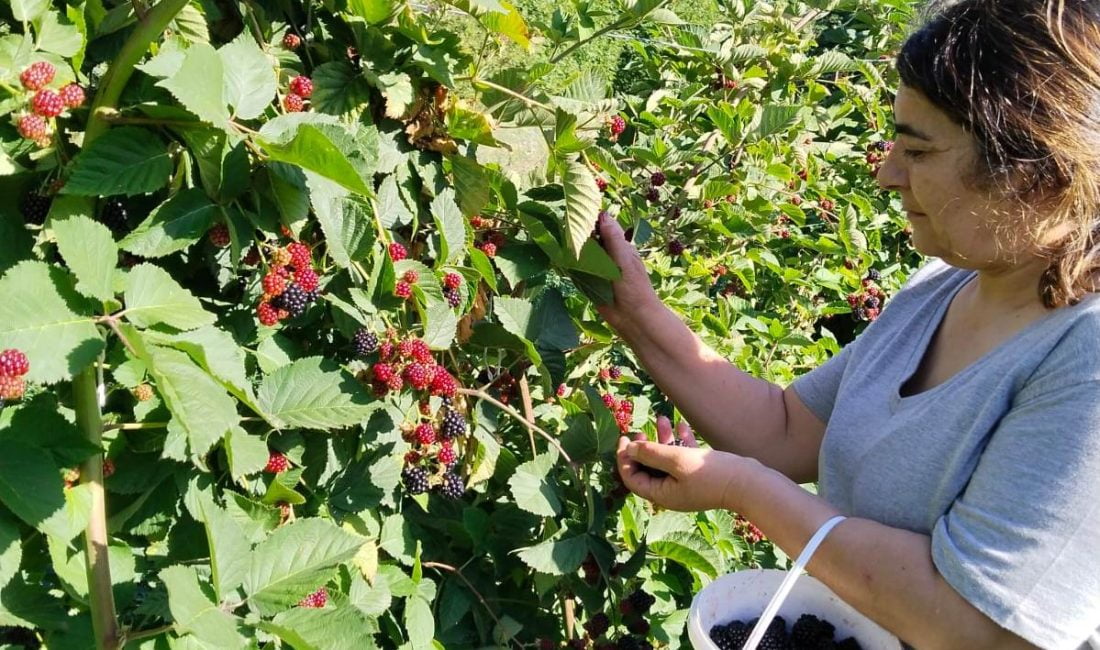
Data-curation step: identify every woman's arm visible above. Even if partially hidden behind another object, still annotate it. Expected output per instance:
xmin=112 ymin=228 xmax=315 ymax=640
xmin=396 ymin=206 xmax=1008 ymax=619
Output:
xmin=616 ymin=440 xmax=1038 ymax=649
xmin=595 ymin=213 xmax=825 ymax=482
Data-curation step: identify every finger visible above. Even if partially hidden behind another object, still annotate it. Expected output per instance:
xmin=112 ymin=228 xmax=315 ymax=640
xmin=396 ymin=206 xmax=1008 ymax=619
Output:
xmin=677 ymin=420 xmax=699 ymax=448
xmin=626 ymin=440 xmax=682 ymax=473
xmin=617 ymin=438 xmax=656 ymax=497
xmin=656 ymin=415 xmax=674 ymax=444
xmin=598 ymin=213 xmax=641 ymax=265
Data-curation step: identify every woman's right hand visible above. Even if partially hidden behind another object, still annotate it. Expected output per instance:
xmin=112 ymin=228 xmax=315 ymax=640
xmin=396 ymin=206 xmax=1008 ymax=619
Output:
xmin=595 ymin=212 xmax=663 ymax=334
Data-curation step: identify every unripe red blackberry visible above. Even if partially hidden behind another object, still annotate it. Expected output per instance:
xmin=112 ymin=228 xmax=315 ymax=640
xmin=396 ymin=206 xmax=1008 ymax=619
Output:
xmin=650 ymin=171 xmax=666 ymax=187
xmin=389 ymin=242 xmax=407 ymax=261
xmin=257 ymin=301 xmax=280 ymax=326
xmin=58 ymin=84 xmax=85 ymax=108
xmin=32 ymin=89 xmax=64 ymax=118
xmin=386 ymin=374 xmax=404 ymax=392
xmin=402 ymin=269 xmax=419 ymax=284
xmin=443 ymin=272 xmax=462 ymax=289
xmin=263 ymin=272 xmax=288 ymax=297
xmin=282 ymin=32 xmax=302 ymax=49
xmin=667 ymin=240 xmax=685 ymax=256
xmin=18 ymin=114 xmax=48 ymax=141
xmin=404 ymin=451 xmax=422 ymax=465
xmin=599 ymin=368 xmax=611 ymax=381
xmin=414 ymin=422 xmax=437 ymax=446
xmin=298 ymin=587 xmax=327 ymax=608
xmin=20 ymin=62 xmax=55 ymax=90
xmin=430 ymin=369 xmax=457 ymax=397
xmin=0 ymin=376 xmax=25 ymax=401
xmin=21 ymin=191 xmax=51 ymax=225
xmin=408 ymin=339 xmax=432 ymax=364
xmin=372 ymin=363 xmax=395 ymax=382
xmin=0 ymin=350 xmax=30 ymax=377
xmin=283 ymin=93 xmax=305 ymax=112
xmin=820 ymin=199 xmax=835 ymax=213
xmin=287 ymin=242 xmax=311 ymax=268
xmin=289 ymin=76 xmax=313 ymax=98
xmin=608 ymin=115 xmax=626 ymax=137
xmin=394 ymin=281 xmax=412 ymax=299
xmin=102 ymin=459 xmax=116 ymax=478
xmin=294 ymin=267 xmax=319 ymax=292
xmin=404 ymin=363 xmax=433 ymax=391
xmin=479 ymin=242 xmax=497 ymax=257
xmin=438 ymin=441 xmax=457 ymax=466
xmin=402 ymin=466 xmax=430 ymax=494
xmin=271 ymin=246 xmax=292 ymax=267
xmin=264 ymin=451 xmax=289 ymax=473
xmin=437 ymin=471 xmax=464 ymax=499
xmin=208 ymin=224 xmax=230 ymax=248
xmin=440 ymin=408 xmax=466 ymax=439
xmin=132 ymin=384 xmax=154 ymax=402
xmin=596 ymin=177 xmax=608 ymax=192
xmin=353 ymin=329 xmax=379 ymax=356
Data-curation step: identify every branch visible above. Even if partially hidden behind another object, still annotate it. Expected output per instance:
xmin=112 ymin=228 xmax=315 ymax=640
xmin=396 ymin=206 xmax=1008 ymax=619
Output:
xmin=422 ymin=562 xmax=521 ymax=649
xmin=458 ymin=76 xmax=555 ymax=114
xmin=457 ymin=388 xmax=578 ymax=476
xmin=120 ymin=624 xmax=174 ymax=644
xmin=516 ymin=375 xmax=537 ymax=457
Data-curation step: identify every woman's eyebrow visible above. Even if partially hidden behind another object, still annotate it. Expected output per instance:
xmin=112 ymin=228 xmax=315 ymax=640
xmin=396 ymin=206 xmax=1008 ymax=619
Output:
xmin=894 ymin=123 xmax=934 ymax=141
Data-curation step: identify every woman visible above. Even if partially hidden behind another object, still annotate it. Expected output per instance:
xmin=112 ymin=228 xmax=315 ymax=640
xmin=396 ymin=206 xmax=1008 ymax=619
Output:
xmin=599 ymin=1 xmax=1100 ymax=648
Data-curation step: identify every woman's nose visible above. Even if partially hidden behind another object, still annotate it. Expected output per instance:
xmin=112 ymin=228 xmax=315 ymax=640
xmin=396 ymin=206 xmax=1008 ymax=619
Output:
xmin=876 ymin=148 xmax=907 ymax=192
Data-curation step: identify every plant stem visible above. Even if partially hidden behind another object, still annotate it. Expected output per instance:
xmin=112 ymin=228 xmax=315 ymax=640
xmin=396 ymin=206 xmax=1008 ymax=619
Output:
xmin=74 ymin=366 xmax=119 ymax=650
xmin=550 ymin=21 xmax=623 ymax=64
xmin=422 ymin=562 xmax=521 ymax=649
xmin=458 ymin=77 xmax=555 ymax=114
xmin=516 ymin=376 xmax=537 ymax=458
xmin=457 ymin=388 xmax=578 ymax=478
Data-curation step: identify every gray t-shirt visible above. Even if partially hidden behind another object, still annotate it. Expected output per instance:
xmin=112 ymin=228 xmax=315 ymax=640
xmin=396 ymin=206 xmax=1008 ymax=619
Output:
xmin=790 ymin=258 xmax=1100 ymax=649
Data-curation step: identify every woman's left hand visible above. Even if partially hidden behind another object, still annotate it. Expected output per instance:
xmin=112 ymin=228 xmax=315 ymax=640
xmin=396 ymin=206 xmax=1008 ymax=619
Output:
xmin=616 ymin=416 xmax=750 ymax=512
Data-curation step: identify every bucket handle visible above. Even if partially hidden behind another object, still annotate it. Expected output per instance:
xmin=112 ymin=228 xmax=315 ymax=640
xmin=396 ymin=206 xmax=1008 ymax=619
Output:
xmin=741 ymin=515 xmax=848 ymax=650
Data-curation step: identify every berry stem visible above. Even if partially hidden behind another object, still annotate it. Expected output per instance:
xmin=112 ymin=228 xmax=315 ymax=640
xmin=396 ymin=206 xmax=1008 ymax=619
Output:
xmin=74 ymin=365 xmax=120 ymax=650
xmin=516 ymin=375 xmax=537 ymax=457
xmin=459 ymin=76 xmax=555 ymax=114
xmin=422 ymin=562 xmax=520 ymax=648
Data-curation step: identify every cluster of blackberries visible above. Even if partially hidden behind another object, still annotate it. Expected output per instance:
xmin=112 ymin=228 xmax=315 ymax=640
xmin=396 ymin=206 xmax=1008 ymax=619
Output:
xmin=15 ymin=61 xmax=86 ymax=146
xmin=256 ymin=242 xmax=321 ymax=326
xmin=845 ymin=272 xmax=885 ymax=322
xmin=283 ymin=75 xmax=312 ymax=113
xmin=443 ymin=271 xmax=464 ymax=308
xmin=0 ymin=349 xmax=30 ymax=402
xmin=734 ymin=514 xmax=765 ymax=544
xmin=608 ymin=115 xmax=627 ymax=140
xmin=600 ymin=393 xmax=634 ymax=434
xmin=710 ymin=614 xmax=862 ymax=650
xmin=360 ymin=334 xmax=458 ymax=398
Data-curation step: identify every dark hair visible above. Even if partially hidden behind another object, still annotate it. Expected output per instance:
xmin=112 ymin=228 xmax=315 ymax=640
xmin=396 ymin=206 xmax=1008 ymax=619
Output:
xmin=897 ymin=0 xmax=1100 ymax=307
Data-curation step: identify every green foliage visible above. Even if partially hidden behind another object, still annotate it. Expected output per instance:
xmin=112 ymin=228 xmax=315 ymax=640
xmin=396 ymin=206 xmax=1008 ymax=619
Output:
xmin=0 ymin=0 xmax=920 ymax=647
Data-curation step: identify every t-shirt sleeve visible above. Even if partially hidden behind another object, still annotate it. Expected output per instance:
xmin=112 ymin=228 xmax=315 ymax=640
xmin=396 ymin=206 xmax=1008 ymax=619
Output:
xmin=789 ymin=341 xmax=855 ymax=423
xmin=931 ymin=377 xmax=1100 ymax=649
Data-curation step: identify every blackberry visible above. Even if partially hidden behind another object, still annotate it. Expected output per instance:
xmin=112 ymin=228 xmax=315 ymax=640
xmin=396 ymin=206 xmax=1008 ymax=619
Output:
xmin=289 ymin=76 xmax=313 ymax=98
xmin=444 ymin=286 xmax=462 ymax=308
xmin=650 ymin=171 xmax=666 ymax=187
xmin=667 ymin=240 xmax=685 ymax=256
xmin=863 ymin=296 xmax=881 ymax=310
xmin=273 ymin=283 xmax=309 ymax=317
xmin=866 ymin=269 xmax=881 ymax=283
xmin=20 ymin=61 xmax=55 ymax=91
xmin=353 ymin=329 xmax=379 ymax=356
xmin=745 ymin=616 xmax=789 ymax=650
xmin=402 ymin=466 xmax=430 ymax=495
xmin=835 ymin=638 xmax=862 ymax=650
xmin=440 ymin=408 xmax=466 ymax=439
xmin=625 ymin=589 xmax=655 ymax=615
xmin=615 ymin=636 xmax=651 ymax=650
xmin=438 ymin=471 xmax=464 ymax=499
xmin=100 ymin=198 xmax=129 ymax=232
xmin=584 ymin=613 xmax=611 ymax=639
xmin=645 ymin=187 xmax=660 ymax=203
xmin=710 ymin=621 xmax=750 ymax=650
xmin=283 ymin=93 xmax=305 ymax=112
xmin=32 ymin=89 xmax=64 ymax=118
xmin=791 ymin=614 xmax=835 ymax=648
xmin=21 ymin=192 xmax=51 ymax=225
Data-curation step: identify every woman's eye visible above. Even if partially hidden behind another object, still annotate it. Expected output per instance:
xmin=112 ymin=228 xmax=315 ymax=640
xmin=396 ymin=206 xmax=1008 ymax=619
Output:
xmin=903 ymin=149 xmax=928 ymax=160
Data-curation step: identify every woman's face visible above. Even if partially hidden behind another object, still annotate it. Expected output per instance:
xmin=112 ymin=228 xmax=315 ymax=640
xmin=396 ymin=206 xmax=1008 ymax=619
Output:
xmin=877 ymin=85 xmax=1041 ymax=269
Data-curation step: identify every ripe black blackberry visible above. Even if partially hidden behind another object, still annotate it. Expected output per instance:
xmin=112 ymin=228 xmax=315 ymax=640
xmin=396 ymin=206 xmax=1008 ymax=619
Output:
xmin=835 ymin=638 xmax=862 ymax=650
xmin=583 ymin=612 xmax=611 ymax=638
xmin=100 ymin=198 xmax=129 ymax=232
xmin=353 ymin=329 xmax=379 ymax=356
xmin=438 ymin=471 xmax=464 ymax=499
xmin=21 ymin=191 xmax=51 ymax=225
xmin=625 ymin=589 xmax=656 ymax=615
xmin=865 ymin=269 xmax=881 ymax=283
xmin=745 ymin=616 xmax=789 ymax=650
xmin=615 ymin=636 xmax=652 ymax=650
xmin=710 ymin=621 xmax=750 ymax=650
xmin=440 ymin=408 xmax=466 ymax=439
xmin=790 ymin=614 xmax=835 ymax=648
xmin=273 ymin=282 xmax=309 ymax=317
xmin=863 ymin=296 xmax=881 ymax=310
xmin=402 ymin=466 xmax=429 ymax=495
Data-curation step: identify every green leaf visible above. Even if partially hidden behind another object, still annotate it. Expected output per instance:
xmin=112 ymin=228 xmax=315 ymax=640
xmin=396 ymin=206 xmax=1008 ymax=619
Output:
xmin=494 ymin=296 xmax=534 ymax=341
xmin=219 ymin=31 xmax=276 ymax=120
xmin=370 ymin=71 xmax=414 ymax=120
xmin=480 ymin=2 xmax=530 ymax=49
xmin=224 ymin=426 xmax=269 ymax=480
xmin=120 ymin=189 xmax=218 ymax=258
xmin=311 ymin=62 xmax=371 ymax=117
xmin=346 ymin=0 xmax=399 ymax=24
xmin=124 ymin=264 xmax=215 ymax=331
xmin=448 ymin=156 xmax=490 ymax=218
xmin=305 ymin=173 xmax=376 ymax=268
xmin=61 ymin=127 xmax=172 ymax=197
xmin=648 ymin=532 xmax=720 ymax=578
xmin=191 ymin=489 xmax=253 ymax=598
xmin=754 ymin=104 xmax=802 ymax=139
xmin=36 ymin=10 xmax=83 ymax=57
xmin=422 ymin=302 xmax=459 ymax=350
xmin=0 ymin=261 xmax=102 ymax=385
xmin=446 ymin=105 xmax=499 ymax=147
xmin=156 ymin=42 xmax=230 ymax=127
xmin=258 ymin=118 xmax=373 ymax=196
xmin=52 ymin=215 xmax=117 ymax=302
xmin=515 ymin=534 xmax=587 ymax=575
xmin=257 ymin=357 xmax=380 ymax=431
xmin=0 ymin=510 xmax=21 ymax=589
xmin=508 ymin=452 xmax=561 ymax=517
xmin=266 ymin=162 xmax=311 ymax=230
xmin=11 ymin=0 xmax=48 ymax=22
xmin=0 ymin=440 xmax=78 ymax=541
xmin=243 ymin=518 xmax=365 ymax=616
xmin=376 ymin=175 xmax=412 ymax=229
xmin=559 ymin=415 xmax=616 ymax=463
xmin=405 ymin=596 xmax=435 ymax=650
xmin=264 ymin=603 xmax=380 ymax=650
xmin=430 ymin=188 xmax=467 ymax=265
xmin=562 ymin=160 xmax=601 ymax=256
xmin=0 ymin=394 xmax=100 ymax=467
xmin=160 ymin=565 xmax=247 ymax=646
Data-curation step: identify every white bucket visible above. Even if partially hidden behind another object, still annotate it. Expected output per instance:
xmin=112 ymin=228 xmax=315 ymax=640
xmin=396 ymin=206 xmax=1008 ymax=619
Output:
xmin=687 ymin=569 xmax=902 ymax=649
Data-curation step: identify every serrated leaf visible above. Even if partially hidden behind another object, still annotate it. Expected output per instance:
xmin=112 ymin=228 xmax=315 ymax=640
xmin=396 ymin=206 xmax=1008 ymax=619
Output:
xmin=61 ymin=127 xmax=172 ymax=197
xmin=0 ymin=440 xmax=82 ymax=541
xmin=346 ymin=0 xmax=399 ymax=24
xmin=305 ymin=173 xmax=375 ymax=268
xmin=157 ymin=42 xmax=229 ymax=127
xmin=348 ymin=572 xmax=389 ymax=616
xmin=192 ymin=490 xmax=253 ymax=598
xmin=224 ymin=426 xmax=269 ymax=480
xmin=311 ymin=62 xmax=371 ymax=117
xmin=124 ymin=264 xmax=215 ymax=331
xmin=0 ymin=261 xmax=102 ymax=385
xmin=508 ymin=452 xmax=561 ymax=517
xmin=448 ymin=156 xmax=490 ymax=219
xmin=244 ymin=518 xmax=365 ymax=616
xmin=219 ymin=31 xmax=276 ymax=120
xmin=11 ymin=0 xmax=48 ymax=22
xmin=446 ymin=104 xmax=499 ymax=147
xmin=405 ymin=596 xmax=434 ymax=650
xmin=0 ymin=394 xmax=100 ymax=467
xmin=36 ymin=10 xmax=83 ymax=57
xmin=514 ymin=534 xmax=586 ymax=575
xmin=120 ymin=189 xmax=218 ymax=258
xmin=258 ymin=120 xmax=373 ymax=196
xmin=563 ymin=160 xmax=601 ymax=257
xmin=430 ymin=188 xmax=467 ymax=265
xmin=0 ymin=510 xmax=21 ymax=588
xmin=257 ymin=357 xmax=380 ymax=431
xmin=264 ymin=603 xmax=379 ymax=650
xmin=143 ymin=326 xmax=252 ymax=404
xmin=648 ymin=532 xmax=720 ymax=578
xmin=376 ymin=174 xmax=412 ymax=229
xmin=52 ymin=215 xmax=117 ymax=302
xmin=754 ymin=104 xmax=802 ymax=139
xmin=423 ymin=302 xmax=459 ymax=349
xmin=480 ymin=2 xmax=529 ymax=49
xmin=371 ymin=71 xmax=415 ymax=119
xmin=161 ymin=565 xmax=247 ymax=646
